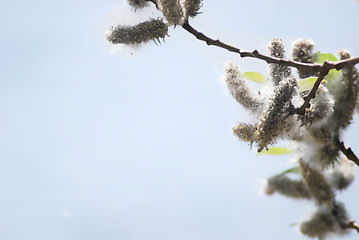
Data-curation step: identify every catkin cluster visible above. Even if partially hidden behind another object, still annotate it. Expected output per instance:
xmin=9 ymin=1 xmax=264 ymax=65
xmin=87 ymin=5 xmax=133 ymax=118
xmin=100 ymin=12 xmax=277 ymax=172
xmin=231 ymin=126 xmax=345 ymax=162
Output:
xmin=106 ymin=0 xmax=202 ymax=46
xmin=106 ymin=4 xmax=359 ymax=237
xmin=225 ymin=38 xmax=359 ymax=238
xmin=226 ymin=39 xmax=300 ymax=152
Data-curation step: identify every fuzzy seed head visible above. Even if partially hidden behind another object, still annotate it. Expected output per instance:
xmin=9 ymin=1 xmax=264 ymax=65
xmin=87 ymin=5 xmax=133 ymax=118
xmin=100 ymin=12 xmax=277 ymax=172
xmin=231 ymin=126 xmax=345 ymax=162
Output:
xmin=269 ymin=38 xmax=285 ymax=58
xmin=269 ymin=38 xmax=291 ymax=85
xmin=255 ymin=77 xmax=298 ymax=152
xmin=309 ymin=127 xmax=331 ymax=144
xmin=159 ymin=0 xmax=184 ymax=25
xmin=232 ymin=123 xmax=256 ymax=144
xmin=225 ymin=63 xmax=264 ymax=114
xmin=300 ymin=209 xmax=334 ymax=238
xmin=299 ymin=159 xmax=334 ymax=204
xmin=128 ymin=0 xmax=150 ymax=8
xmin=327 ymin=158 xmax=356 ymax=190
xmin=292 ymin=39 xmax=317 ymax=78
xmin=265 ymin=175 xmax=310 ymax=199
xmin=300 ymin=85 xmax=334 ymax=126
xmin=106 ymin=19 xmax=168 ymax=46
xmin=317 ymin=144 xmax=340 ymax=167
xmin=338 ymin=50 xmax=351 ymax=60
xmin=332 ymin=201 xmax=350 ymax=225
xmin=184 ymin=0 xmax=202 ymax=18
xmin=328 ymin=50 xmax=359 ymax=130
xmin=277 ymin=116 xmax=302 ymax=140
xmin=300 ymin=203 xmax=349 ymax=238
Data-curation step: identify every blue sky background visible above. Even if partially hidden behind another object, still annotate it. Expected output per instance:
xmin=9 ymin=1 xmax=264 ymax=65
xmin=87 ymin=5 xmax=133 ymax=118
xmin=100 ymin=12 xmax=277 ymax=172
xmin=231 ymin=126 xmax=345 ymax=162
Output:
xmin=1 ymin=0 xmax=359 ymax=239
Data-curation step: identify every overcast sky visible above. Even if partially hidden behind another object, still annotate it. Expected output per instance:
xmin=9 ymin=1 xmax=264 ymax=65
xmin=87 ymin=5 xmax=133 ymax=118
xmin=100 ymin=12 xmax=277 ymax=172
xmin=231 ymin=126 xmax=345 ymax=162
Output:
xmin=1 ymin=0 xmax=359 ymax=239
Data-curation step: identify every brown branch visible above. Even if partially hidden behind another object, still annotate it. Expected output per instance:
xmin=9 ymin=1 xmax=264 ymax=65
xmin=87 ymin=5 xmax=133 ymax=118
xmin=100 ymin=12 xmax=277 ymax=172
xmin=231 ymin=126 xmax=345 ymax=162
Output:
xmin=181 ymin=21 xmax=322 ymax=72
xmin=182 ymin=21 xmax=359 ymax=73
xmin=294 ymin=62 xmax=330 ymax=115
xmin=333 ymin=137 xmax=359 ymax=167
xmin=182 ymin=21 xmax=359 ymax=116
xmin=342 ymin=220 xmax=359 ymax=233
xmin=335 ymin=57 xmax=359 ymax=71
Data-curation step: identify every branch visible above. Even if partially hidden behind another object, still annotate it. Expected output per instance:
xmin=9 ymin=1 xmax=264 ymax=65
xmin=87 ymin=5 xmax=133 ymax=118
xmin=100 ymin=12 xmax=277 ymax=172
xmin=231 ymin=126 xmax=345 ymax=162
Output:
xmin=335 ymin=57 xmax=359 ymax=70
xmin=182 ymin=21 xmax=359 ymax=72
xmin=182 ymin=21 xmax=359 ymax=115
xmin=294 ymin=63 xmax=330 ymax=115
xmin=181 ymin=21 xmax=322 ymax=72
xmin=334 ymin=137 xmax=359 ymax=167
xmin=342 ymin=220 xmax=359 ymax=233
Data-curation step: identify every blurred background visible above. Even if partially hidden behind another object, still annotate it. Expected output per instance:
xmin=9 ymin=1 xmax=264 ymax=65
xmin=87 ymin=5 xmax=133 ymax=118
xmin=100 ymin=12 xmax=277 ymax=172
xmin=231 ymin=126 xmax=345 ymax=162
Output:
xmin=1 ymin=0 xmax=359 ymax=239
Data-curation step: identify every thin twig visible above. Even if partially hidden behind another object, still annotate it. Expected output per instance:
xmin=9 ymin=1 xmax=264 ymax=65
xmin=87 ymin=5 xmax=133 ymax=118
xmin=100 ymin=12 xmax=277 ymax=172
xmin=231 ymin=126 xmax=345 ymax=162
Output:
xmin=342 ymin=220 xmax=359 ymax=233
xmin=335 ymin=57 xmax=359 ymax=70
xmin=294 ymin=62 xmax=330 ymax=115
xmin=182 ymin=21 xmax=322 ymax=72
xmin=182 ymin=21 xmax=359 ymax=115
xmin=182 ymin=21 xmax=359 ymax=72
xmin=333 ymin=137 xmax=359 ymax=167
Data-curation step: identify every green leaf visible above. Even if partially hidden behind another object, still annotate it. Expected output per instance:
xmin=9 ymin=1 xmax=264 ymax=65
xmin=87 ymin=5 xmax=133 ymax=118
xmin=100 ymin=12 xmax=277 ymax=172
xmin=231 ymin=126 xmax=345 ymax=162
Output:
xmin=298 ymin=77 xmax=317 ymax=92
xmin=313 ymin=51 xmax=338 ymax=64
xmin=312 ymin=52 xmax=341 ymax=82
xmin=256 ymin=147 xmax=295 ymax=156
xmin=243 ymin=71 xmax=268 ymax=84
xmin=278 ymin=166 xmax=300 ymax=176
xmin=298 ymin=77 xmax=330 ymax=92
xmin=325 ymin=69 xmax=340 ymax=82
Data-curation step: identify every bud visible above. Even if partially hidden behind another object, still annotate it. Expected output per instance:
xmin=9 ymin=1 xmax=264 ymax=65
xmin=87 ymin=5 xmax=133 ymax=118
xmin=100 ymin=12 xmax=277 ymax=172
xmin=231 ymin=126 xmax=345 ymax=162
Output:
xmin=106 ymin=19 xmax=168 ymax=46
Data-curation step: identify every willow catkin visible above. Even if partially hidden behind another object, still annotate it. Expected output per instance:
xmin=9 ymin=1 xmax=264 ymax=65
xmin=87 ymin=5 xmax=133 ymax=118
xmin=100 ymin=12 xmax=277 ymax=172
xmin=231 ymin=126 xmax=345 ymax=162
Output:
xmin=269 ymin=38 xmax=291 ymax=86
xmin=106 ymin=19 xmax=168 ymax=46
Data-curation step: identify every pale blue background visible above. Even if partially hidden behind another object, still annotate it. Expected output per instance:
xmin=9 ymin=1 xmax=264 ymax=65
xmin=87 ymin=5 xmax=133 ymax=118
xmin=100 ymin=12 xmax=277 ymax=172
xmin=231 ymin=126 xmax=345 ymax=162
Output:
xmin=1 ymin=0 xmax=359 ymax=239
